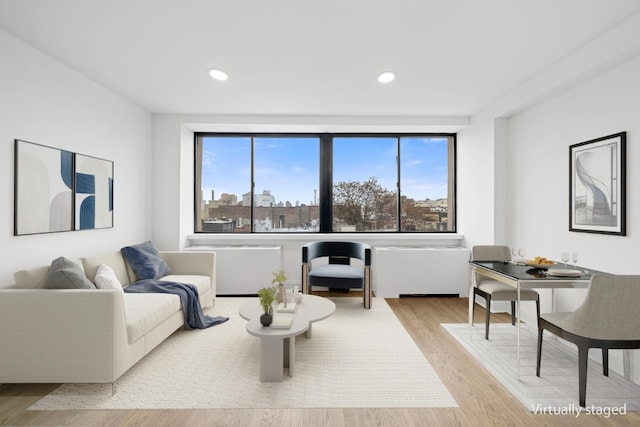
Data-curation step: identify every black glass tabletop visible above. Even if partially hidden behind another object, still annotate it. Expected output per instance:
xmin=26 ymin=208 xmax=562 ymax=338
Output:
xmin=469 ymin=261 xmax=609 ymax=281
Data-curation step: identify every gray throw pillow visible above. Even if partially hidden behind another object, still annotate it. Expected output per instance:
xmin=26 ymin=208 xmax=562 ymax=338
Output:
xmin=45 ymin=257 xmax=96 ymax=289
xmin=121 ymin=241 xmax=171 ymax=280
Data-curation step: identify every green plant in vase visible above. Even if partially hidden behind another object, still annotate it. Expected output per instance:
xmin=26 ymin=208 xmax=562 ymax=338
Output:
xmin=257 ymin=286 xmax=277 ymax=326
xmin=272 ymin=270 xmax=287 ymax=307
xmin=271 ymin=270 xmax=287 ymax=286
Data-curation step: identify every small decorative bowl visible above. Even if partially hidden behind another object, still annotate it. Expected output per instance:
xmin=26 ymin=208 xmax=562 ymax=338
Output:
xmin=525 ymin=260 xmax=556 ymax=269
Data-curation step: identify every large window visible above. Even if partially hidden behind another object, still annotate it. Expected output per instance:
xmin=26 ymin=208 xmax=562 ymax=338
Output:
xmin=253 ymin=136 xmax=320 ymax=231
xmin=195 ymin=133 xmax=455 ymax=233
xmin=332 ymin=137 xmax=397 ymax=232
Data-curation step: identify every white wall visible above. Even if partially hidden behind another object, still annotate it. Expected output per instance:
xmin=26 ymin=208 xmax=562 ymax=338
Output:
xmin=150 ymin=115 xmax=185 ymax=250
xmin=459 ymin=10 xmax=640 ymax=248
xmin=506 ymin=53 xmax=640 ymax=382
xmin=457 ymin=19 xmax=640 ymax=379
xmin=456 ymin=12 xmax=640 ymax=380
xmin=456 ymin=115 xmax=499 ymax=249
xmin=0 ymin=28 xmax=152 ymax=284
xmin=507 ymin=56 xmax=640 ymax=276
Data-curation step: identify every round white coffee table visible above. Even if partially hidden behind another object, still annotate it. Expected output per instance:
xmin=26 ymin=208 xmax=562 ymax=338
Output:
xmin=240 ymin=294 xmax=336 ymax=338
xmin=246 ymin=316 xmax=309 ymax=382
xmin=241 ymin=295 xmax=336 ymax=382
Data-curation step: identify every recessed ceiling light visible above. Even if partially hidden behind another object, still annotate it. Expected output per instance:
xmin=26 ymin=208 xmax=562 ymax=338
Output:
xmin=377 ymin=71 xmax=396 ymax=83
xmin=208 ymin=68 xmax=228 ymax=81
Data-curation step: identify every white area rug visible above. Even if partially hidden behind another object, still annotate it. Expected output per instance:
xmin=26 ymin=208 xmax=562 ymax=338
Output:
xmin=443 ymin=323 xmax=640 ymax=412
xmin=30 ymin=298 xmax=456 ymax=410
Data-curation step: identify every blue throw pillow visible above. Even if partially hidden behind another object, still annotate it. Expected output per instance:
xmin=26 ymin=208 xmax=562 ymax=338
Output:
xmin=121 ymin=241 xmax=171 ymax=280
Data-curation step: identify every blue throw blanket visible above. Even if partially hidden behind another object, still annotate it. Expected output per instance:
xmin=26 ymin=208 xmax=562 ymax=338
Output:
xmin=124 ymin=279 xmax=228 ymax=329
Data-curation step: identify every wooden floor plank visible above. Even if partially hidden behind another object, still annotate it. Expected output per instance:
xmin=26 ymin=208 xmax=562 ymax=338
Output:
xmin=1 ymin=295 xmax=638 ymax=426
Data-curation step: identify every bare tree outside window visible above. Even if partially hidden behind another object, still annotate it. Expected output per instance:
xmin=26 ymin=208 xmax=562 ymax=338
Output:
xmin=333 ymin=177 xmax=396 ymax=231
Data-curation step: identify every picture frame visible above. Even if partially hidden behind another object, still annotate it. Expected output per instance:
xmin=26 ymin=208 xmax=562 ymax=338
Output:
xmin=569 ymin=132 xmax=626 ymax=235
xmin=75 ymin=153 xmax=114 ymax=230
xmin=14 ymin=139 xmax=114 ymax=235
xmin=14 ymin=139 xmax=74 ymax=235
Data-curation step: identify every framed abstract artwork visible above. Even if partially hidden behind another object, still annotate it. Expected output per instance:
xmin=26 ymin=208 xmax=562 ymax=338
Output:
xmin=14 ymin=139 xmax=114 ymax=235
xmin=75 ymin=153 xmax=114 ymax=230
xmin=569 ymin=132 xmax=626 ymax=235
xmin=14 ymin=139 xmax=74 ymax=235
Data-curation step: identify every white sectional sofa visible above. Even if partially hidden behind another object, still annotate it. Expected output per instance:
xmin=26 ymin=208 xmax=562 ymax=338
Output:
xmin=0 ymin=250 xmax=216 ymax=384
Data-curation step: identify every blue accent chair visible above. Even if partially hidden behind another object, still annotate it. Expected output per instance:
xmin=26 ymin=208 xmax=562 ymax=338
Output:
xmin=302 ymin=241 xmax=372 ymax=309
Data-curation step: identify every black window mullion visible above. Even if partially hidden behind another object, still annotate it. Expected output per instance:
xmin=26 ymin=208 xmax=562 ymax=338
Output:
xmin=396 ymin=137 xmax=401 ymax=232
xmin=250 ymin=137 xmax=255 ymax=232
xmin=319 ymin=134 xmax=332 ymax=232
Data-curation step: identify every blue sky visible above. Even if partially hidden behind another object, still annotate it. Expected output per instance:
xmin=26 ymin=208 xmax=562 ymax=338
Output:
xmin=201 ymin=136 xmax=450 ymax=204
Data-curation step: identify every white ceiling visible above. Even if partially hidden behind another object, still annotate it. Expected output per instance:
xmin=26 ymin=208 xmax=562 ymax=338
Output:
xmin=1 ymin=0 xmax=639 ymax=117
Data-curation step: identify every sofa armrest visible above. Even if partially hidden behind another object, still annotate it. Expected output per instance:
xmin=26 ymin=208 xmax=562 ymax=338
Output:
xmin=160 ymin=251 xmax=216 ymax=295
xmin=0 ymin=289 xmax=129 ymax=383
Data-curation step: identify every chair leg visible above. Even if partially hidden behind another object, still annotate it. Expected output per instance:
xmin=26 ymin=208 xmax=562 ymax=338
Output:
xmin=536 ymin=328 xmax=543 ymax=377
xmin=510 ymin=301 xmax=516 ymax=325
xmin=484 ymin=295 xmax=492 ymax=340
xmin=363 ymin=267 xmax=371 ymax=309
xmin=535 ymin=298 xmax=540 ymax=329
xmin=603 ymin=349 xmax=609 ymax=376
xmin=363 ymin=282 xmax=371 ymax=309
xmin=578 ymin=345 xmax=589 ymax=407
xmin=472 ymin=290 xmax=476 ymax=322
xmin=301 ymin=263 xmax=309 ymax=294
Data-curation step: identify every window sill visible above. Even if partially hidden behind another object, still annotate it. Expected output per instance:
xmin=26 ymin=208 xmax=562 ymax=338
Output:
xmin=187 ymin=233 xmax=463 ymax=247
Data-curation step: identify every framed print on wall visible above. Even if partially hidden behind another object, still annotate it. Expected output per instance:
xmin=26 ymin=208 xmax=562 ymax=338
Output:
xmin=569 ymin=132 xmax=626 ymax=235
xmin=14 ymin=139 xmax=74 ymax=235
xmin=75 ymin=153 xmax=114 ymax=230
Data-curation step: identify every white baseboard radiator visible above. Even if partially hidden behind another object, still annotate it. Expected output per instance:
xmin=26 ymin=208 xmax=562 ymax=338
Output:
xmin=373 ymin=246 xmax=470 ymax=298
xmin=186 ymin=246 xmax=281 ymax=295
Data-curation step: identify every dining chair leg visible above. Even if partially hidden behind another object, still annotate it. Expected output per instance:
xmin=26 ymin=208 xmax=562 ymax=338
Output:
xmin=578 ymin=345 xmax=589 ymax=407
xmin=485 ymin=295 xmax=492 ymax=340
xmin=510 ymin=301 xmax=516 ymax=325
xmin=535 ymin=298 xmax=540 ymax=328
xmin=603 ymin=349 xmax=609 ymax=376
xmin=472 ymin=290 xmax=477 ymax=323
xmin=536 ymin=328 xmax=543 ymax=377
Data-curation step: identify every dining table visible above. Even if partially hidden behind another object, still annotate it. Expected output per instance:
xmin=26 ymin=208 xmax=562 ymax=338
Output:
xmin=468 ymin=260 xmax=610 ymax=378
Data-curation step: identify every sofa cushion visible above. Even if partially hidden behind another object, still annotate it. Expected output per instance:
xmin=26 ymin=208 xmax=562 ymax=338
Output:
xmin=308 ymin=264 xmax=364 ymax=288
xmin=123 ymin=293 xmax=181 ymax=343
xmin=121 ymin=241 xmax=172 ymax=280
xmin=161 ymin=274 xmax=211 ymax=296
xmin=82 ymin=252 xmax=131 ymax=286
xmin=93 ymin=264 xmax=124 ymax=292
xmin=15 ymin=258 xmax=84 ymax=289
xmin=45 ymin=257 xmax=96 ymax=289
xmin=14 ymin=265 xmax=50 ymax=289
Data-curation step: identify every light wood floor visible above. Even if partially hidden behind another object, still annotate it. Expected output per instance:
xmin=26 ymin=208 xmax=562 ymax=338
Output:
xmin=1 ymin=295 xmax=639 ymax=426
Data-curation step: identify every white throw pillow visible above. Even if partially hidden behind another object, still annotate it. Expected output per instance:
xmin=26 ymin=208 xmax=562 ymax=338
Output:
xmin=94 ymin=263 xmax=123 ymax=292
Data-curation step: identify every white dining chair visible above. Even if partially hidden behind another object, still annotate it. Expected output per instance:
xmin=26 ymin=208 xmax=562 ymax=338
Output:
xmin=536 ymin=274 xmax=640 ymax=407
xmin=471 ymin=245 xmax=540 ymax=340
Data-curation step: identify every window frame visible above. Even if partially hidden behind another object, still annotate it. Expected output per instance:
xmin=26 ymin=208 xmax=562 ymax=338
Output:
xmin=194 ymin=132 xmax=456 ymax=234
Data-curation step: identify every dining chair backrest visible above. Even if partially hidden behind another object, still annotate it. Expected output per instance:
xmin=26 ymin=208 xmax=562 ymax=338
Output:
xmin=472 ymin=245 xmax=511 ymax=262
xmin=472 ymin=246 xmax=511 ymax=285
xmin=560 ymin=274 xmax=640 ymax=340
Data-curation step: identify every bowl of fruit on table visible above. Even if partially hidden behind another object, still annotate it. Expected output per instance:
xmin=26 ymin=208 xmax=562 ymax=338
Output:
xmin=525 ymin=256 xmax=556 ymax=269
